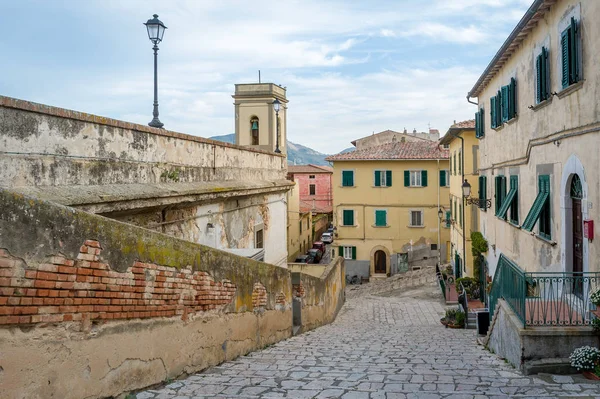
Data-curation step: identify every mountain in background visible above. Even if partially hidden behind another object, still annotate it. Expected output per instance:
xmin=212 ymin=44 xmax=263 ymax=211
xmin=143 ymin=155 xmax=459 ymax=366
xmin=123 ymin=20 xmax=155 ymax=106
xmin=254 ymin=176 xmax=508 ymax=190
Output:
xmin=209 ymin=134 xmax=354 ymax=166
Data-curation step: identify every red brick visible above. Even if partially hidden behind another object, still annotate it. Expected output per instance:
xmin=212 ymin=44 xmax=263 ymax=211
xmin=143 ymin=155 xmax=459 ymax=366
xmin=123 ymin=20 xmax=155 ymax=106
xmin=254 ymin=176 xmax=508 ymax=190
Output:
xmin=20 ymin=297 xmax=33 ymax=306
xmin=24 ymin=270 xmax=37 ymax=279
xmin=77 ymin=268 xmax=93 ymax=276
xmin=0 ymin=307 xmax=15 ymax=315
xmin=7 ymin=297 xmax=20 ymax=305
xmin=0 ymin=269 xmax=13 ymax=277
xmin=18 ymin=316 xmax=32 ymax=323
xmin=93 ymin=270 xmax=108 ymax=277
xmin=34 ymin=280 xmax=55 ymax=289
xmin=32 ymin=298 xmax=44 ymax=305
xmin=59 ymin=305 xmax=78 ymax=313
xmin=55 ymin=282 xmax=74 ymax=290
xmin=48 ymin=290 xmax=60 ymax=297
xmin=25 ymin=289 xmax=37 ymax=296
xmin=37 ymin=289 xmax=50 ymax=297
xmin=77 ymin=253 xmax=97 ymax=262
xmin=84 ymin=240 xmax=102 ymax=248
xmin=62 ymin=314 xmax=73 ymax=321
xmin=37 ymin=271 xmax=59 ymax=281
xmin=78 ymin=305 xmax=93 ymax=312
xmin=57 ymin=266 xmax=77 ymax=274
xmin=41 ymin=314 xmax=63 ymax=323
xmin=0 ymin=287 xmax=15 ymax=296
xmin=0 ymin=258 xmax=16 ymax=268
xmin=49 ymin=256 xmax=71 ymax=266
xmin=15 ymin=307 xmax=38 ymax=315
xmin=0 ymin=315 xmax=20 ymax=324
xmin=37 ymin=264 xmax=58 ymax=273
xmin=0 ymin=277 xmax=10 ymax=286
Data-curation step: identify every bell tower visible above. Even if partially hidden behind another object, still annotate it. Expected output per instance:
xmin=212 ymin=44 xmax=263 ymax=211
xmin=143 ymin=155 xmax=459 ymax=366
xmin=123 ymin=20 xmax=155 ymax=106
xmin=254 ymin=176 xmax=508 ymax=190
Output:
xmin=233 ymin=83 xmax=288 ymax=154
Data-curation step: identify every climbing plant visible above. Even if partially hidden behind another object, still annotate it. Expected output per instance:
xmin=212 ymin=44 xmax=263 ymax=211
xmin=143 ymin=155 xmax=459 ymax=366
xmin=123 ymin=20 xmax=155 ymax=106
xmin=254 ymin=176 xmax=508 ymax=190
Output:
xmin=470 ymin=232 xmax=488 ymax=282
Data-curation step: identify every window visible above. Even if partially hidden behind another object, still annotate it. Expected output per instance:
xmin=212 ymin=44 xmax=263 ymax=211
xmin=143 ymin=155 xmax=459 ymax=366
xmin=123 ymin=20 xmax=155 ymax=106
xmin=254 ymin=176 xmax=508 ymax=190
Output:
xmin=536 ymin=47 xmax=550 ymax=103
xmin=496 ymin=175 xmax=518 ymax=223
xmin=439 ymin=170 xmax=449 ymax=187
xmin=404 ymin=170 xmax=427 ymax=187
xmin=452 ymin=197 xmax=456 ymax=222
xmin=445 ymin=210 xmax=451 ymax=228
xmin=255 ymin=229 xmax=264 ymax=249
xmin=375 ymin=210 xmax=387 ymax=227
xmin=458 ymin=150 xmax=462 ymax=175
xmin=561 ymin=17 xmax=580 ymax=89
xmin=430 ymin=244 xmax=438 ymax=251
xmin=459 ymin=203 xmax=462 ymax=228
xmin=475 ymin=108 xmax=485 ymax=138
xmin=342 ymin=170 xmax=354 ymax=187
xmin=309 ymin=175 xmax=315 ymax=179
xmin=299 ymin=221 xmax=302 ymax=233
xmin=339 ymin=246 xmax=356 ymax=260
xmin=522 ymin=175 xmax=551 ymax=239
xmin=343 ymin=209 xmax=354 ymax=226
xmin=453 ymin=153 xmax=456 ymax=175
xmin=309 ymin=184 xmax=316 ymax=196
xmin=478 ymin=176 xmax=487 ymax=211
xmin=410 ymin=210 xmax=423 ymax=227
xmin=491 ymin=79 xmax=516 ymax=128
xmin=374 ymin=170 xmax=392 ymax=187
xmin=494 ymin=176 xmax=507 ymax=216
xmin=250 ymin=117 xmax=259 ymax=145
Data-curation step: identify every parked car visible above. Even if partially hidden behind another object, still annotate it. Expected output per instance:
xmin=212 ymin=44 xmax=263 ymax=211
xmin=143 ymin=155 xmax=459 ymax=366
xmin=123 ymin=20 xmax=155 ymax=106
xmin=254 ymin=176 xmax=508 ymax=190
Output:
xmin=312 ymin=241 xmax=326 ymax=254
xmin=294 ymin=255 xmax=313 ymax=264
xmin=321 ymin=232 xmax=333 ymax=243
xmin=307 ymin=248 xmax=322 ymax=263
xmin=327 ymin=226 xmax=335 ymax=234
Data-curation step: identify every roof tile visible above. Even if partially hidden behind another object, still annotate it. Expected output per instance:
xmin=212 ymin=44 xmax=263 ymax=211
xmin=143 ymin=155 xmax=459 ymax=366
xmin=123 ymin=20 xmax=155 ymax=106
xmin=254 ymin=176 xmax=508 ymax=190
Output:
xmin=325 ymin=141 xmax=448 ymax=162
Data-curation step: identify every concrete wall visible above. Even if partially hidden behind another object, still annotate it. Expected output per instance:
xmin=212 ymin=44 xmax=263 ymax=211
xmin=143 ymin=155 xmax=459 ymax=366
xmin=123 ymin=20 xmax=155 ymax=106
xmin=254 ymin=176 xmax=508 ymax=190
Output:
xmin=287 ymin=183 xmax=313 ymax=261
xmin=476 ymin=0 xmax=600 ymax=277
xmin=0 ymin=190 xmax=294 ymax=399
xmin=288 ymin=263 xmax=327 ymax=278
xmin=344 ymin=260 xmax=370 ymax=280
xmin=487 ymin=299 xmax=599 ymax=373
xmin=292 ymin=256 xmax=345 ymax=333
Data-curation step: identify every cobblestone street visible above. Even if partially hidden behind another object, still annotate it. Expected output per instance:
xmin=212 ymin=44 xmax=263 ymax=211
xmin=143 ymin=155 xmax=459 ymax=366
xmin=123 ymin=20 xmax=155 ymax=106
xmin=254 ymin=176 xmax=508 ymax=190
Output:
xmin=136 ymin=284 xmax=600 ymax=399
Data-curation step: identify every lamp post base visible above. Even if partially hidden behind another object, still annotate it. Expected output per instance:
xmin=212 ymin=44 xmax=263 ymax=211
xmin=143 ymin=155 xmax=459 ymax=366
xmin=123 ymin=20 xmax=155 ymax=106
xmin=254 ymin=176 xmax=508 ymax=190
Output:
xmin=148 ymin=118 xmax=164 ymax=128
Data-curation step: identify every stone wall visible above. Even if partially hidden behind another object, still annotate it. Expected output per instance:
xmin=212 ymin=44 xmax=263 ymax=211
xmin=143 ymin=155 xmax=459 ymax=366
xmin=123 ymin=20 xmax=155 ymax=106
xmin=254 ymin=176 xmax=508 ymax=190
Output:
xmin=0 ymin=95 xmax=286 ymax=189
xmin=291 ymin=256 xmax=345 ymax=333
xmin=0 ymin=190 xmax=294 ymax=399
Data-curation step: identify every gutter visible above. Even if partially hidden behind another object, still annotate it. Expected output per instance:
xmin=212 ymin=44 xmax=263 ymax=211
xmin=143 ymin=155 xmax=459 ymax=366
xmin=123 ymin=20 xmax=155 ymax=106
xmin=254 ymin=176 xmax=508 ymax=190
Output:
xmin=467 ymin=0 xmax=546 ymax=98
xmin=449 ymin=130 xmax=466 ymax=277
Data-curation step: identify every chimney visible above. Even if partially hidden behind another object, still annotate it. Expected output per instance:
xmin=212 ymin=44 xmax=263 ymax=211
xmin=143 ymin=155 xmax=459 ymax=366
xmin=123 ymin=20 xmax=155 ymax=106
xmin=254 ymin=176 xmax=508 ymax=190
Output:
xmin=413 ymin=128 xmax=417 ymax=133
xmin=403 ymin=127 xmax=407 ymax=134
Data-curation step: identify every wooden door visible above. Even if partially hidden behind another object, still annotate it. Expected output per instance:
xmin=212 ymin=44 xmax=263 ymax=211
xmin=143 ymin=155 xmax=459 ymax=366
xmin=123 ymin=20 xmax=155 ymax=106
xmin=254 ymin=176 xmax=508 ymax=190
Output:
xmin=374 ymin=250 xmax=386 ymax=274
xmin=572 ymin=198 xmax=583 ymax=296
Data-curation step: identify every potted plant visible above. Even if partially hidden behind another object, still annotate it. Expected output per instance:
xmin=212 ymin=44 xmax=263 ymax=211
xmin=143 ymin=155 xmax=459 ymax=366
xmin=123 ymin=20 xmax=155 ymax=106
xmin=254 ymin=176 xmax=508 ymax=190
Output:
xmin=569 ymin=346 xmax=600 ymax=380
xmin=441 ymin=308 xmax=457 ymax=326
xmin=591 ymin=289 xmax=600 ymax=307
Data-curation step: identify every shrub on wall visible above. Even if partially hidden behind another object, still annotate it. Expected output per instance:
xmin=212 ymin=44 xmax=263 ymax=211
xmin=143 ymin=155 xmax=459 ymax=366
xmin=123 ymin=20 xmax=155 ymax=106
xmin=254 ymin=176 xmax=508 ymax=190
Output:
xmin=471 ymin=232 xmax=488 ymax=281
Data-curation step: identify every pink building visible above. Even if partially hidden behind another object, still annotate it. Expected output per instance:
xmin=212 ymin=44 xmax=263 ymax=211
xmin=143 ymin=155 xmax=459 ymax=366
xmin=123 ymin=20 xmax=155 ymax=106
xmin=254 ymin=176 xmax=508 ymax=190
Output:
xmin=287 ymin=165 xmax=333 ymax=214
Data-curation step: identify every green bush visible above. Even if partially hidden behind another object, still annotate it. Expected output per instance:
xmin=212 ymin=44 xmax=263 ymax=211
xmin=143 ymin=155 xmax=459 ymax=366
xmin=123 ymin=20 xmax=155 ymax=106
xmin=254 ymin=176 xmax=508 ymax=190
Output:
xmin=471 ymin=232 xmax=488 ymax=256
xmin=454 ymin=311 xmax=466 ymax=327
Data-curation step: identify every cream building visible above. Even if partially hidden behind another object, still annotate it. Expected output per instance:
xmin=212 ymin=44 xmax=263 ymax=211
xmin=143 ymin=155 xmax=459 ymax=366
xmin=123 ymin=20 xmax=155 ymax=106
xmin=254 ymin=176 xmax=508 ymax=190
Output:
xmin=351 ymin=128 xmax=440 ymax=150
xmin=467 ymin=0 xmax=599 ymax=277
xmin=286 ymin=182 xmax=313 ymax=261
xmin=439 ymin=120 xmax=479 ymax=278
xmin=326 ymin=140 xmax=450 ymax=279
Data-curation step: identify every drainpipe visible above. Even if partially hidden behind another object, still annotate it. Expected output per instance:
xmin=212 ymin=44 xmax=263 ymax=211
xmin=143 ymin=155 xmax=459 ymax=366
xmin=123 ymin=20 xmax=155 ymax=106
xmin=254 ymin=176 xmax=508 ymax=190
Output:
xmin=437 ymin=158 xmax=441 ymax=266
xmin=466 ymin=95 xmax=478 ymax=106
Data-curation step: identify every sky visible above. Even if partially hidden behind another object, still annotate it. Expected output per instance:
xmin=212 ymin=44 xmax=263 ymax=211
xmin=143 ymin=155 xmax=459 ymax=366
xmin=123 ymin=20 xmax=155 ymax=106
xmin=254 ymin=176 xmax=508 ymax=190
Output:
xmin=0 ymin=0 xmax=532 ymax=154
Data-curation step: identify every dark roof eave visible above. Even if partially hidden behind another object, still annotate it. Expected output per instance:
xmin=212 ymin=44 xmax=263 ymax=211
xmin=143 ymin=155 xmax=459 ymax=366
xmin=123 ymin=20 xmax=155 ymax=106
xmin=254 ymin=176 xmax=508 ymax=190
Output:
xmin=326 ymin=158 xmax=449 ymax=162
xmin=467 ymin=0 xmax=548 ymax=99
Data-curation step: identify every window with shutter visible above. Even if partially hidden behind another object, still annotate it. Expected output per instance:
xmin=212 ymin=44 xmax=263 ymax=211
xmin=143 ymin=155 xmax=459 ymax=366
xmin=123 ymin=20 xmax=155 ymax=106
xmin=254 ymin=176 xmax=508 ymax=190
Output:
xmin=374 ymin=170 xmax=381 ymax=187
xmin=453 ymin=153 xmax=456 ymax=175
xmin=501 ymin=85 xmax=509 ymax=122
xmin=522 ymin=175 xmax=551 ymax=233
xmin=496 ymin=175 xmax=517 ymax=220
xmin=509 ymin=78 xmax=516 ymax=119
xmin=495 ymin=91 xmax=502 ymax=127
xmin=495 ymin=176 xmax=507 ymax=215
xmin=479 ymin=176 xmax=487 ymax=211
xmin=439 ymin=170 xmax=446 ymax=187
xmin=561 ymin=18 xmax=580 ymax=89
xmin=342 ymin=170 xmax=354 ymax=187
xmin=458 ymin=151 xmax=462 ymax=175
xmin=385 ymin=170 xmax=392 ymax=187
xmin=404 ymin=170 xmax=410 ymax=187
xmin=459 ymin=204 xmax=462 ymax=228
xmin=375 ymin=210 xmax=387 ymax=227
xmin=343 ymin=209 xmax=354 ymax=226
xmin=509 ymin=175 xmax=519 ymax=224
xmin=342 ymin=246 xmax=355 ymax=260
xmin=421 ymin=170 xmax=428 ymax=187
xmin=479 ymin=108 xmax=485 ymax=137
xmin=475 ymin=111 xmax=480 ymax=138
xmin=561 ymin=29 xmax=570 ymax=88
xmin=445 ymin=211 xmax=451 ymax=228
xmin=490 ymin=97 xmax=496 ymax=129
xmin=409 ymin=171 xmax=422 ymax=187
xmin=410 ymin=211 xmax=423 ymax=227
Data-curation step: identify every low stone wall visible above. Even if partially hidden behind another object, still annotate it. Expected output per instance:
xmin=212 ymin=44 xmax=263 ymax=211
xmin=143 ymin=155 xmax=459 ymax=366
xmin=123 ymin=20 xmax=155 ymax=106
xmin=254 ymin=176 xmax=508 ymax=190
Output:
xmin=0 ymin=190 xmax=293 ymax=399
xmin=0 ymin=95 xmax=286 ymax=189
xmin=288 ymin=263 xmax=327 ymax=278
xmin=486 ymin=299 xmax=600 ymax=374
xmin=292 ymin=257 xmax=345 ymax=333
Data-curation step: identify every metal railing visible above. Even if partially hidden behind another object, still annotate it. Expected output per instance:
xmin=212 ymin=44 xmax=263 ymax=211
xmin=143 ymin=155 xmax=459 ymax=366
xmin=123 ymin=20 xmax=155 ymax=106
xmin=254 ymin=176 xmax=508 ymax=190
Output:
xmin=436 ymin=264 xmax=447 ymax=299
xmin=489 ymin=254 xmax=600 ymax=327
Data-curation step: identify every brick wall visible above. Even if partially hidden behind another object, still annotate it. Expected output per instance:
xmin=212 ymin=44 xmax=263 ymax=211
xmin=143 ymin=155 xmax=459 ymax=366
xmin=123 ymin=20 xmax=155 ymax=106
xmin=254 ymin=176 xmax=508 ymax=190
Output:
xmin=0 ymin=240 xmax=240 ymax=326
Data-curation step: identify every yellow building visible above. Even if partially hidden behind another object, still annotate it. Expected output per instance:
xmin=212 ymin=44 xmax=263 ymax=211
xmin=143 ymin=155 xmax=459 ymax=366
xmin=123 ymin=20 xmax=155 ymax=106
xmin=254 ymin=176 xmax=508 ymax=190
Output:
xmin=287 ymin=182 xmax=313 ymax=262
xmin=326 ymin=141 xmax=450 ymax=279
xmin=439 ymin=120 xmax=479 ymax=278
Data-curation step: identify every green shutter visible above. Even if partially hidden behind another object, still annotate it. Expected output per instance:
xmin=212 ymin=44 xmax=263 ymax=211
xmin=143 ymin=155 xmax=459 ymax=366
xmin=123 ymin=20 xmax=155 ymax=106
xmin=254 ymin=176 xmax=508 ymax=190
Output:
xmin=351 ymin=246 xmax=356 ymax=260
xmin=404 ymin=170 xmax=410 ymax=186
xmin=374 ymin=170 xmax=381 ymax=187
xmin=421 ymin=170 xmax=428 ymax=187
xmin=453 ymin=153 xmax=456 ymax=175
xmin=343 ymin=209 xmax=354 ymax=226
xmin=509 ymin=78 xmax=516 ymax=119
xmin=375 ymin=210 xmax=386 ymax=227
xmin=570 ymin=17 xmax=579 ymax=83
xmin=342 ymin=170 xmax=354 ymax=187
xmin=338 ymin=246 xmax=343 ymax=256
xmin=496 ymin=184 xmax=517 ymax=219
xmin=509 ymin=175 xmax=519 ymax=224
xmin=386 ymin=170 xmax=392 ymax=187
xmin=536 ymin=54 xmax=542 ymax=103
xmin=458 ymin=152 xmax=462 ymax=174
xmin=445 ymin=211 xmax=451 ymax=228
xmin=496 ymin=91 xmax=502 ymax=126
xmin=542 ymin=47 xmax=548 ymax=100
xmin=459 ymin=204 xmax=462 ymax=228
xmin=480 ymin=108 xmax=485 ymax=137
xmin=501 ymin=85 xmax=509 ymax=122
xmin=490 ymin=97 xmax=496 ymax=129
xmin=475 ymin=111 xmax=480 ymax=138
xmin=522 ymin=175 xmax=550 ymax=231
xmin=440 ymin=170 xmax=446 ymax=187
xmin=561 ymin=28 xmax=570 ymax=88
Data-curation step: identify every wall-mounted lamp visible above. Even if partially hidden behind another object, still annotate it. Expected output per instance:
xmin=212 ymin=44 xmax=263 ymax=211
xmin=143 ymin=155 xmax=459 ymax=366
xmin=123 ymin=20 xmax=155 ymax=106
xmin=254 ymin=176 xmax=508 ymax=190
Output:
xmin=333 ymin=226 xmax=338 ymax=238
xmin=462 ymin=179 xmax=492 ymax=210
xmin=206 ymin=222 xmax=215 ymax=234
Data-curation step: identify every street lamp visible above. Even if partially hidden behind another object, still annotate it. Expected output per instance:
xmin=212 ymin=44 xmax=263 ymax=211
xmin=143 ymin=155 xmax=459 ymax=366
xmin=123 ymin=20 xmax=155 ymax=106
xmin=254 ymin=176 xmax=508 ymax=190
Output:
xmin=273 ymin=98 xmax=281 ymax=154
xmin=437 ymin=208 xmax=444 ymax=221
xmin=463 ymin=178 xmax=492 ymax=210
xmin=144 ymin=14 xmax=167 ymax=129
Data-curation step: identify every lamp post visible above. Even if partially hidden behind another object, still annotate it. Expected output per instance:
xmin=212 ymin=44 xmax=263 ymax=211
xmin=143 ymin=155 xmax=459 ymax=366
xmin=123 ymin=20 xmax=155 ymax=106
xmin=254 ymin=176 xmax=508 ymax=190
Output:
xmin=273 ymin=98 xmax=281 ymax=153
xmin=144 ymin=14 xmax=167 ymax=128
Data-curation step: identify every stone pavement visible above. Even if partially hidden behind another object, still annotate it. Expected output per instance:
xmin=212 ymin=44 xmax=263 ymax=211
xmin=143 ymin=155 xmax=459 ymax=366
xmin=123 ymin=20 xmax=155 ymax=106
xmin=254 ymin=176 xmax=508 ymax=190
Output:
xmin=135 ymin=285 xmax=600 ymax=399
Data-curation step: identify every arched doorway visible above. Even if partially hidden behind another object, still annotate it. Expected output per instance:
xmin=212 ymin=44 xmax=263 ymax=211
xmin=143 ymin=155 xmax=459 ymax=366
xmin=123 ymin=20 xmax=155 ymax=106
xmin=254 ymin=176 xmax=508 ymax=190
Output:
xmin=374 ymin=250 xmax=386 ymax=274
xmin=570 ymin=174 xmax=583 ymax=296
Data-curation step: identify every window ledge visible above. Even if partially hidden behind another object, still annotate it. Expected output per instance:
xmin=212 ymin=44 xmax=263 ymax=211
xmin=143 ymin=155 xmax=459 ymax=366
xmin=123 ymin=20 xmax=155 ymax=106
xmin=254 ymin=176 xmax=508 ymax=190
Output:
xmin=530 ymin=232 xmax=556 ymax=246
xmin=372 ymin=225 xmax=390 ymax=228
xmin=407 ymin=225 xmax=425 ymax=228
xmin=371 ymin=186 xmax=391 ymax=188
xmin=341 ymin=225 xmax=357 ymax=227
xmin=408 ymin=186 xmax=424 ymax=188
xmin=529 ymin=97 xmax=552 ymax=111
xmin=506 ymin=116 xmax=518 ymax=125
xmin=508 ymin=221 xmax=521 ymax=229
xmin=339 ymin=186 xmax=356 ymax=188
xmin=556 ymin=80 xmax=584 ymax=99
xmin=491 ymin=124 xmax=504 ymax=132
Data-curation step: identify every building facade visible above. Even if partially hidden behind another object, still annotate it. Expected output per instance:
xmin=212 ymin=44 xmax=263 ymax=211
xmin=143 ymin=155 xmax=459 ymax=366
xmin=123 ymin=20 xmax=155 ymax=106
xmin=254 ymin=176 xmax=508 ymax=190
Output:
xmin=287 ymin=164 xmax=333 ymax=214
xmin=439 ymin=120 xmax=479 ymax=278
xmin=468 ymin=0 xmax=599 ymax=277
xmin=351 ymin=128 xmax=440 ymax=150
xmin=326 ymin=141 xmax=450 ymax=279
xmin=287 ymin=181 xmax=313 ymax=261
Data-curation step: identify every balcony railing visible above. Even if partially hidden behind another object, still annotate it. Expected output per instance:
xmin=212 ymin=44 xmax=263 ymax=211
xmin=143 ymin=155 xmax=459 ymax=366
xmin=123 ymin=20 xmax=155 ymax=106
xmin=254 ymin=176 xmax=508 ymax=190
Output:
xmin=489 ymin=254 xmax=600 ymax=327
